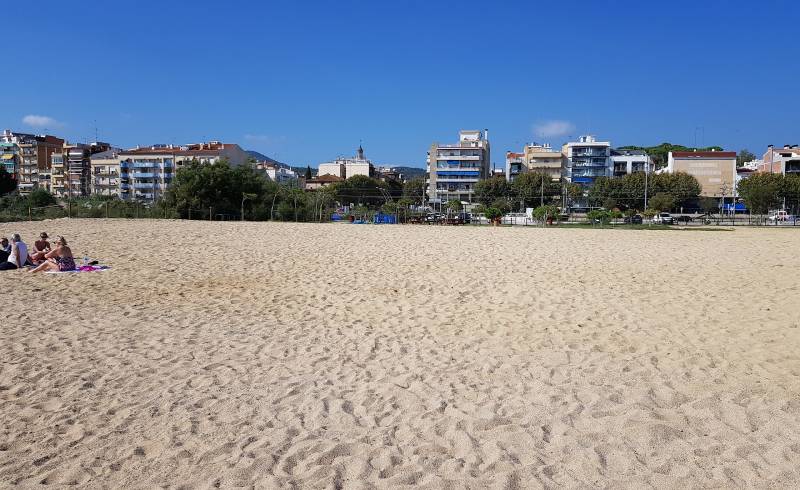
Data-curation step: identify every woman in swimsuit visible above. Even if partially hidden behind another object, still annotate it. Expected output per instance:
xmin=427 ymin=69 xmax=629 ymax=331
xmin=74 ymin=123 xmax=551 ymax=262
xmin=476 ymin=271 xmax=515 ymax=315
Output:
xmin=30 ymin=236 xmax=76 ymax=273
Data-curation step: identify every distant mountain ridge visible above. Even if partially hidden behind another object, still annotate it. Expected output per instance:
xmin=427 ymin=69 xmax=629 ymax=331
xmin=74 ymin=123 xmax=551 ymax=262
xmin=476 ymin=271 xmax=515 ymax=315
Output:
xmin=246 ymin=150 xmax=312 ymax=176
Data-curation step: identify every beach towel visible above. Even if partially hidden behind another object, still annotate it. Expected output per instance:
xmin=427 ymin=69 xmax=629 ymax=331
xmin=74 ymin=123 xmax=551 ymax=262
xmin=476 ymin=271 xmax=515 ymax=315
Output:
xmin=45 ymin=265 xmax=111 ymax=274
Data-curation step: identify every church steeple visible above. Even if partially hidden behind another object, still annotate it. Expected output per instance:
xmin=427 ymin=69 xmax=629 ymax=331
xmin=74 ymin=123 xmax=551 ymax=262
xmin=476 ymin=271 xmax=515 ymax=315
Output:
xmin=357 ymin=144 xmax=365 ymax=160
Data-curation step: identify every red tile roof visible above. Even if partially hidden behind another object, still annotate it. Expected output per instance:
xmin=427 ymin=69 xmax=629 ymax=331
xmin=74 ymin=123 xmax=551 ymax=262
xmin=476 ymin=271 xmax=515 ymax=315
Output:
xmin=672 ymin=151 xmax=736 ymax=158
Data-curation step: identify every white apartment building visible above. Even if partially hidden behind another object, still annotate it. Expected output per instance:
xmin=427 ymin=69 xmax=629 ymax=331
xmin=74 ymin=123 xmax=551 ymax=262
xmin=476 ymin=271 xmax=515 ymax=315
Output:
xmin=428 ymin=130 xmax=491 ymax=204
xmin=318 ymin=145 xmax=374 ymax=179
xmin=90 ymin=149 xmax=122 ymax=197
xmin=118 ymin=141 xmax=249 ymax=202
xmin=562 ymin=135 xmax=612 ymax=186
xmin=256 ymin=162 xmax=298 ymax=184
xmin=610 ymin=148 xmax=654 ymax=177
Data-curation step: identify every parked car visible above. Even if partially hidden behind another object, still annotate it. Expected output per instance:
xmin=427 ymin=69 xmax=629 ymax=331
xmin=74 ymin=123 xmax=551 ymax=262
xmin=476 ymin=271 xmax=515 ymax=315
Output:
xmin=652 ymin=212 xmax=674 ymax=225
xmin=623 ymin=214 xmax=643 ymax=225
xmin=675 ymin=215 xmax=693 ymax=224
xmin=768 ymin=210 xmax=795 ymax=223
xmin=425 ymin=213 xmax=443 ymax=223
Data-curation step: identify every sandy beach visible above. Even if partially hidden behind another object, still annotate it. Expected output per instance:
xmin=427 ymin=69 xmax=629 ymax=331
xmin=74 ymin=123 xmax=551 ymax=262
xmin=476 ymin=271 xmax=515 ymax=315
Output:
xmin=1 ymin=219 xmax=799 ymax=488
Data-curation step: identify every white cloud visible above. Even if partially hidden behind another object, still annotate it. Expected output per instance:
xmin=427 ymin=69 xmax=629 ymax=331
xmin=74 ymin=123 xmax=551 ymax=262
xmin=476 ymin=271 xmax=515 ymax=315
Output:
xmin=22 ymin=114 xmax=63 ymax=128
xmin=533 ymin=120 xmax=575 ymax=139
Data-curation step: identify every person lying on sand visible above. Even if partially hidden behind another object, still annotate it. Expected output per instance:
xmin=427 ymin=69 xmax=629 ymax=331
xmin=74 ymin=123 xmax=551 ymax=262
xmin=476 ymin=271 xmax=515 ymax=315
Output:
xmin=29 ymin=232 xmax=52 ymax=264
xmin=30 ymin=236 xmax=76 ymax=273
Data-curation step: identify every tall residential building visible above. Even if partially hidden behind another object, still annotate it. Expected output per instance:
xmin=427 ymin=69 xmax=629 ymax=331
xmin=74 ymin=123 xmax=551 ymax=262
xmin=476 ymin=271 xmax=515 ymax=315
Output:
xmin=17 ymin=134 xmax=64 ymax=194
xmin=759 ymin=145 xmax=800 ymax=175
xmin=526 ymin=143 xmax=563 ymax=181
xmin=562 ymin=135 xmax=612 ymax=186
xmin=666 ymin=150 xmax=737 ymax=197
xmin=118 ymin=141 xmax=249 ymax=202
xmin=505 ymin=152 xmax=524 ymax=182
xmin=90 ymin=148 xmax=122 ymax=197
xmin=610 ymin=149 xmax=654 ymax=177
xmin=51 ymin=142 xmax=111 ymax=198
xmin=318 ymin=146 xmax=374 ymax=179
xmin=1 ymin=141 xmax=19 ymax=180
xmin=428 ymin=130 xmax=491 ymax=204
xmin=0 ymin=130 xmax=63 ymax=192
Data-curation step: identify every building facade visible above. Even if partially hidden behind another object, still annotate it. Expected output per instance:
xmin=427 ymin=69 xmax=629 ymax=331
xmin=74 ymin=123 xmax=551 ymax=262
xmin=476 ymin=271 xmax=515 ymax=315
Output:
xmin=427 ymin=130 xmax=491 ymax=204
xmin=117 ymin=142 xmax=249 ymax=202
xmin=562 ymin=135 xmax=612 ymax=186
xmin=256 ymin=162 xmax=298 ymax=184
xmin=760 ymin=145 xmax=800 ymax=175
xmin=505 ymin=152 xmax=524 ymax=182
xmin=51 ymin=142 xmax=111 ymax=198
xmin=666 ymin=151 xmax=737 ymax=197
xmin=90 ymin=149 xmax=122 ymax=197
xmin=318 ymin=146 xmax=374 ymax=179
xmin=610 ymin=148 xmax=654 ymax=177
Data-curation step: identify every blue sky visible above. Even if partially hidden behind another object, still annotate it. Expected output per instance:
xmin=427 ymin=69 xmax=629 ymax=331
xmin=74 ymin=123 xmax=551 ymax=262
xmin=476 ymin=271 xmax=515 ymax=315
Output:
xmin=3 ymin=0 xmax=798 ymax=168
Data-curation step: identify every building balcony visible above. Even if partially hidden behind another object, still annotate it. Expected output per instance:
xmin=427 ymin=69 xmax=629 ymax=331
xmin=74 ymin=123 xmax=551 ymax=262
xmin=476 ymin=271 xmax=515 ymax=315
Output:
xmin=132 ymin=172 xmax=156 ymax=178
xmin=133 ymin=182 xmax=157 ymax=189
xmin=436 ymin=155 xmax=481 ymax=161
xmin=132 ymin=162 xmax=156 ymax=168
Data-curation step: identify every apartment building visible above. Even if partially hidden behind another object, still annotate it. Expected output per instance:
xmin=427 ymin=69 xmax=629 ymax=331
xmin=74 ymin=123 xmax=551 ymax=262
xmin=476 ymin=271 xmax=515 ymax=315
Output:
xmin=759 ymin=145 xmax=800 ymax=175
xmin=505 ymin=152 xmax=524 ymax=182
xmin=610 ymin=148 xmax=654 ymax=177
xmin=562 ymin=135 xmax=612 ymax=186
xmin=90 ymin=148 xmax=122 ymax=197
xmin=524 ymin=143 xmax=562 ymax=181
xmin=318 ymin=146 xmax=374 ymax=179
xmin=1 ymin=141 xmax=18 ymax=179
xmin=118 ymin=141 xmax=248 ymax=202
xmin=255 ymin=161 xmax=298 ymax=184
xmin=51 ymin=142 xmax=111 ymax=198
xmin=666 ymin=150 xmax=737 ymax=197
xmin=428 ymin=130 xmax=491 ymax=204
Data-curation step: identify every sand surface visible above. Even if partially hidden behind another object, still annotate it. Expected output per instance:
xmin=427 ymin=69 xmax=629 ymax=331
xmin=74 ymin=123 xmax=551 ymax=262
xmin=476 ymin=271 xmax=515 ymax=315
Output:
xmin=1 ymin=219 xmax=800 ymax=488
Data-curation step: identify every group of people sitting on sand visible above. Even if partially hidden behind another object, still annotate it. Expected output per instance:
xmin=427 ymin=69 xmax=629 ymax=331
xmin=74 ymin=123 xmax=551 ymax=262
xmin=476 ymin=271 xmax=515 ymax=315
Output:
xmin=0 ymin=232 xmax=77 ymax=273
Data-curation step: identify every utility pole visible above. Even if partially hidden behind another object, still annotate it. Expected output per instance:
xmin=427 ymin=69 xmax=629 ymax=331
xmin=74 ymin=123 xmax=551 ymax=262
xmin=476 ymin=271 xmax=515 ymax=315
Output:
xmin=540 ymin=175 xmax=544 ymax=207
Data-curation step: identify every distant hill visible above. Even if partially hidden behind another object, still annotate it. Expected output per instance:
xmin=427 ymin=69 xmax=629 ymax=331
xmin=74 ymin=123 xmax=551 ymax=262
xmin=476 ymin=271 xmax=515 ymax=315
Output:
xmin=246 ymin=150 xmax=315 ymax=176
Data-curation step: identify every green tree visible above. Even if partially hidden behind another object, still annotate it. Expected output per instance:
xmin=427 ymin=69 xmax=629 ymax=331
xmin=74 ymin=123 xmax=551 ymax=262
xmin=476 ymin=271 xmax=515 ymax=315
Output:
xmin=27 ymin=188 xmax=56 ymax=208
xmin=737 ymin=149 xmax=756 ymax=167
xmin=474 ymin=175 xmax=511 ymax=206
xmin=649 ymin=192 xmax=675 ymax=212
xmin=445 ymin=199 xmax=463 ymax=213
xmin=532 ymin=205 xmax=559 ymax=224
xmin=490 ymin=198 xmax=511 ymax=214
xmin=0 ymin=168 xmax=16 ymax=196
xmin=483 ymin=207 xmax=503 ymax=223
xmin=511 ymin=172 xmax=558 ymax=208
xmin=402 ymin=177 xmax=427 ymax=204
xmin=587 ymin=209 xmax=611 ymax=225
xmin=305 ymin=165 xmax=313 ymax=180
xmin=737 ymin=172 xmax=782 ymax=215
xmin=333 ymin=175 xmax=388 ymax=206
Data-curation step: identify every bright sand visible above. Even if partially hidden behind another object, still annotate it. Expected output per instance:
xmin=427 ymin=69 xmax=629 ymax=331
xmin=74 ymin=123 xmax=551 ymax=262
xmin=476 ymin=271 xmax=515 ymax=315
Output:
xmin=1 ymin=219 xmax=800 ymax=488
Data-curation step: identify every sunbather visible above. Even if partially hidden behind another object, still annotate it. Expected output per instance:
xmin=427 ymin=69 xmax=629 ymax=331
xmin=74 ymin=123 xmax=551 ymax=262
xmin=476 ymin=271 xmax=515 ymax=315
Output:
xmin=30 ymin=232 xmax=52 ymax=264
xmin=30 ymin=236 xmax=75 ymax=273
